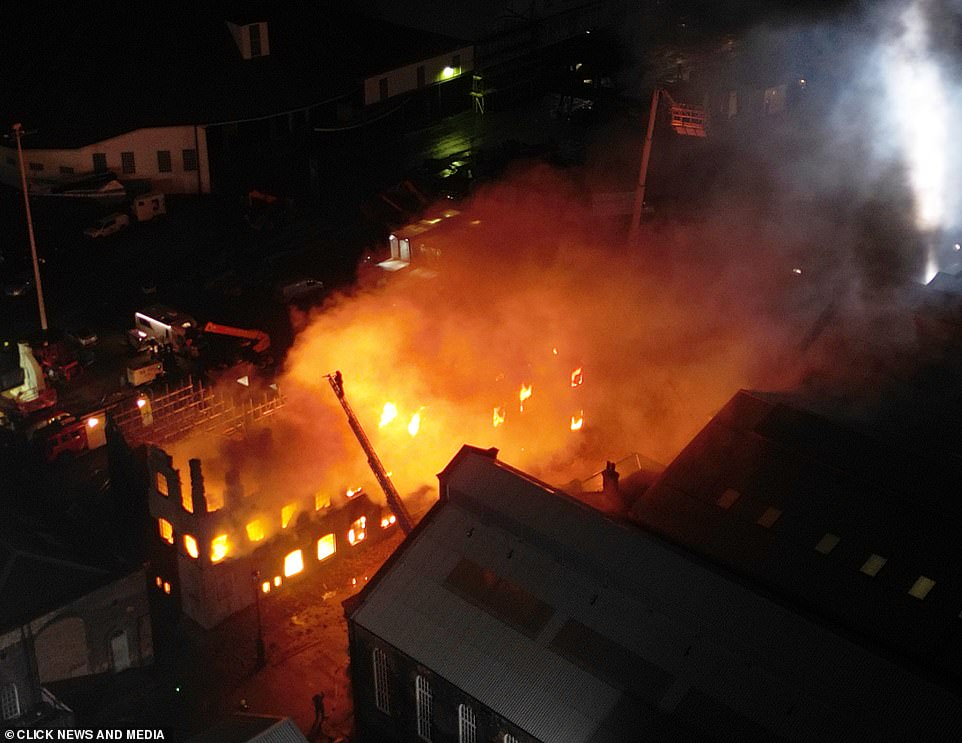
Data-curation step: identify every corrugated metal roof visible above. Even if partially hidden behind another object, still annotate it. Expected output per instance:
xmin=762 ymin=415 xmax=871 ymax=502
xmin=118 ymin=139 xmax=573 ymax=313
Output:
xmin=632 ymin=390 xmax=962 ymax=688
xmin=353 ymin=446 xmax=962 ymax=743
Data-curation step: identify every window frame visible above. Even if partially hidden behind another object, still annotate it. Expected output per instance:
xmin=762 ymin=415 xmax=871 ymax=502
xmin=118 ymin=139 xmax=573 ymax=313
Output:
xmin=373 ymin=647 xmax=390 ymax=714
xmin=157 ymin=150 xmax=172 ymax=173
xmin=121 ymin=151 xmax=136 ymax=174
xmin=416 ymin=674 xmax=433 ymax=742
xmin=458 ymin=703 xmax=477 ymax=743
xmin=1 ymin=682 xmax=20 ymax=721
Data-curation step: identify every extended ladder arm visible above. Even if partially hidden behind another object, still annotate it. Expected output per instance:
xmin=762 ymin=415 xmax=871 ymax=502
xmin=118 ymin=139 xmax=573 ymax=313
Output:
xmin=325 ymin=371 xmax=415 ymax=534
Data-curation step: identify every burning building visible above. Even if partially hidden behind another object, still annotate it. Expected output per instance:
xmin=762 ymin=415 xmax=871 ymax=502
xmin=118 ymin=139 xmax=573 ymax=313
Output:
xmin=147 ymin=439 xmax=394 ymax=629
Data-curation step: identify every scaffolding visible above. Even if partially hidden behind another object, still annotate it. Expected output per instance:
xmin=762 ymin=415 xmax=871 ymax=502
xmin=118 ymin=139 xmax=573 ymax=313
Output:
xmin=108 ymin=378 xmax=286 ymax=448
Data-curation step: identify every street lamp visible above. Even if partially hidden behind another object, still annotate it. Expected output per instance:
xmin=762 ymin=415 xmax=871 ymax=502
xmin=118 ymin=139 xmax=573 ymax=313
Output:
xmin=10 ymin=123 xmax=49 ymax=331
xmin=252 ymin=569 xmax=266 ymax=669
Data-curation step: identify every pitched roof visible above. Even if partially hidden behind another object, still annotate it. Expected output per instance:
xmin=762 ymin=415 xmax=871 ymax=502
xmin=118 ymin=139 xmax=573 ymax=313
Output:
xmin=632 ymin=390 xmax=962 ymax=690
xmin=349 ymin=445 xmax=962 ymax=742
xmin=0 ymin=1 xmax=467 ymax=148
xmin=0 ymin=529 xmax=112 ymax=632
xmin=186 ymin=715 xmax=308 ymax=743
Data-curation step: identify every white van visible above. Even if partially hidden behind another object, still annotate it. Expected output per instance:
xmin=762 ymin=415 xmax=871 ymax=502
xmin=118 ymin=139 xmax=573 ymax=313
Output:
xmin=133 ymin=192 xmax=166 ymax=222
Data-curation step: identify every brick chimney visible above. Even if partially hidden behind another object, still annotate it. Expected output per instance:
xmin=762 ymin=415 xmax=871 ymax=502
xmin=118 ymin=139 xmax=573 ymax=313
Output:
xmin=189 ymin=458 xmax=209 ymax=514
xmin=602 ymin=461 xmax=624 ymax=514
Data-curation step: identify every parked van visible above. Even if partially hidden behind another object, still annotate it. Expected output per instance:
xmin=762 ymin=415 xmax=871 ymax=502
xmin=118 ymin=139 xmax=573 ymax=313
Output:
xmin=132 ymin=192 xmax=166 ymax=222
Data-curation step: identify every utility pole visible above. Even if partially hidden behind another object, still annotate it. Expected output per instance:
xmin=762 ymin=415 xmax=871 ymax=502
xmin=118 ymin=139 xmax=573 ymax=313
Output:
xmin=252 ymin=570 xmax=266 ymax=669
xmin=628 ymin=88 xmax=661 ymax=246
xmin=11 ymin=123 xmax=48 ymax=331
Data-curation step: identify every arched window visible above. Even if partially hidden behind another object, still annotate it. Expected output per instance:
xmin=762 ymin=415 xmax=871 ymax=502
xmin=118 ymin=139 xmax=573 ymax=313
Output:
xmin=504 ymin=735 xmax=519 ymax=743
xmin=373 ymin=647 xmax=390 ymax=714
xmin=0 ymin=682 xmax=20 ymax=721
xmin=458 ymin=703 xmax=476 ymax=743
xmin=416 ymin=675 xmax=433 ymax=741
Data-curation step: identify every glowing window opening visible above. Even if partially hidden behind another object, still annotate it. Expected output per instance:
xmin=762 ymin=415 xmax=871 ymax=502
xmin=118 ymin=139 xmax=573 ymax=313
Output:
xmin=210 ymin=535 xmax=229 ymax=563
xmin=184 ymin=535 xmax=199 ymax=559
xmin=716 ymin=489 xmax=740 ymax=509
xmin=158 ymin=518 xmax=174 ymax=544
xmin=206 ymin=490 xmax=224 ymax=512
xmin=262 ymin=581 xmax=271 ymax=593
xmin=281 ymin=504 xmax=296 ymax=528
xmin=273 ymin=575 xmax=282 ymax=587
xmin=861 ymin=554 xmax=886 ymax=577
xmin=156 ymin=472 xmax=169 ymax=496
xmin=348 ymin=516 xmax=367 ymax=546
xmin=163 ymin=582 xmax=171 ymax=595
xmin=909 ymin=575 xmax=935 ymax=600
xmin=284 ymin=549 xmax=304 ymax=577
xmin=757 ymin=507 xmax=782 ymax=528
xmin=315 ymin=491 xmax=331 ymax=510
xmin=181 ymin=488 xmax=193 ymax=514
xmin=317 ymin=533 xmax=336 ymax=561
xmin=814 ymin=533 xmax=840 ymax=555
xmin=246 ymin=520 xmax=265 ymax=542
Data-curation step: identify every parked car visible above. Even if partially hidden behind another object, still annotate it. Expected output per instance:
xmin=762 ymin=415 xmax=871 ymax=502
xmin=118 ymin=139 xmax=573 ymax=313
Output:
xmin=83 ymin=212 xmax=130 ymax=238
xmin=65 ymin=327 xmax=98 ymax=347
xmin=275 ymin=277 xmax=324 ymax=303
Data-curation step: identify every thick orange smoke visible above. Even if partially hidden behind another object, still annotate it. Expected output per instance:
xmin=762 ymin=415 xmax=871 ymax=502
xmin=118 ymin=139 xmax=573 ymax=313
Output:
xmin=278 ymin=163 xmax=816 ymax=504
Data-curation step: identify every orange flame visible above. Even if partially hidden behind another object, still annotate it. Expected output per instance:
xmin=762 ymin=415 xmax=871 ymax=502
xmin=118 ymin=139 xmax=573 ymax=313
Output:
xmin=493 ymin=406 xmax=506 ymax=427
xmin=519 ymin=383 xmax=533 ymax=411
xmin=570 ymin=411 xmax=584 ymax=431
xmin=408 ymin=409 xmax=423 ymax=436
xmin=570 ymin=367 xmax=584 ymax=387
xmin=210 ymin=534 xmax=229 ymax=563
xmin=379 ymin=401 xmax=398 ymax=427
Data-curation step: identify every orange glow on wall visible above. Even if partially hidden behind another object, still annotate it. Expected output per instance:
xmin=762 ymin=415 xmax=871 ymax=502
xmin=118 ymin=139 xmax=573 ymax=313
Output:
xmin=317 ymin=533 xmax=336 ymax=561
xmin=158 ymin=518 xmax=174 ymax=544
xmin=206 ymin=490 xmax=224 ymax=511
xmin=284 ymin=549 xmax=304 ymax=577
xmin=246 ymin=520 xmax=265 ymax=542
xmin=348 ymin=516 xmax=367 ymax=546
xmin=281 ymin=504 xmax=296 ymax=528
xmin=210 ymin=534 xmax=229 ymax=563
xmin=184 ymin=535 xmax=199 ymax=559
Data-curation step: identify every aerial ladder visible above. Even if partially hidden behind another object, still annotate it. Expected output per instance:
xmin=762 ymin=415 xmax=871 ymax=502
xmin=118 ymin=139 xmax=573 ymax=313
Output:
xmin=324 ymin=371 xmax=415 ymax=534
xmin=203 ymin=321 xmax=271 ymax=355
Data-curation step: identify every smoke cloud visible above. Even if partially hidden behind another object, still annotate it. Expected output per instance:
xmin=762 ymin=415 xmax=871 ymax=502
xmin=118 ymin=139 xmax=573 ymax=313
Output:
xmin=172 ymin=0 xmax=962 ymax=519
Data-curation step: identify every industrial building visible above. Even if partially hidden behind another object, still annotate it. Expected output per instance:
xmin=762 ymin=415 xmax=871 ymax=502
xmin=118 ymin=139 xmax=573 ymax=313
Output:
xmin=346 ymin=444 xmax=962 ymax=742
xmin=146 ymin=435 xmax=396 ymax=630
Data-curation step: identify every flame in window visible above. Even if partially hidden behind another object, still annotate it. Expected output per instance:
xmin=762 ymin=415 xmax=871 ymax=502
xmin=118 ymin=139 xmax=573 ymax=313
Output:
xmin=281 ymin=504 xmax=296 ymax=528
xmin=570 ymin=411 xmax=584 ymax=431
xmin=570 ymin=367 xmax=584 ymax=387
xmin=210 ymin=535 xmax=229 ymax=563
xmin=246 ymin=520 xmax=265 ymax=542
xmin=493 ymin=406 xmax=506 ymax=428
xmin=184 ymin=535 xmax=199 ymax=559
xmin=317 ymin=533 xmax=336 ymax=561
xmin=348 ymin=516 xmax=367 ymax=546
xmin=158 ymin=518 xmax=174 ymax=544
xmin=284 ymin=550 xmax=304 ymax=577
